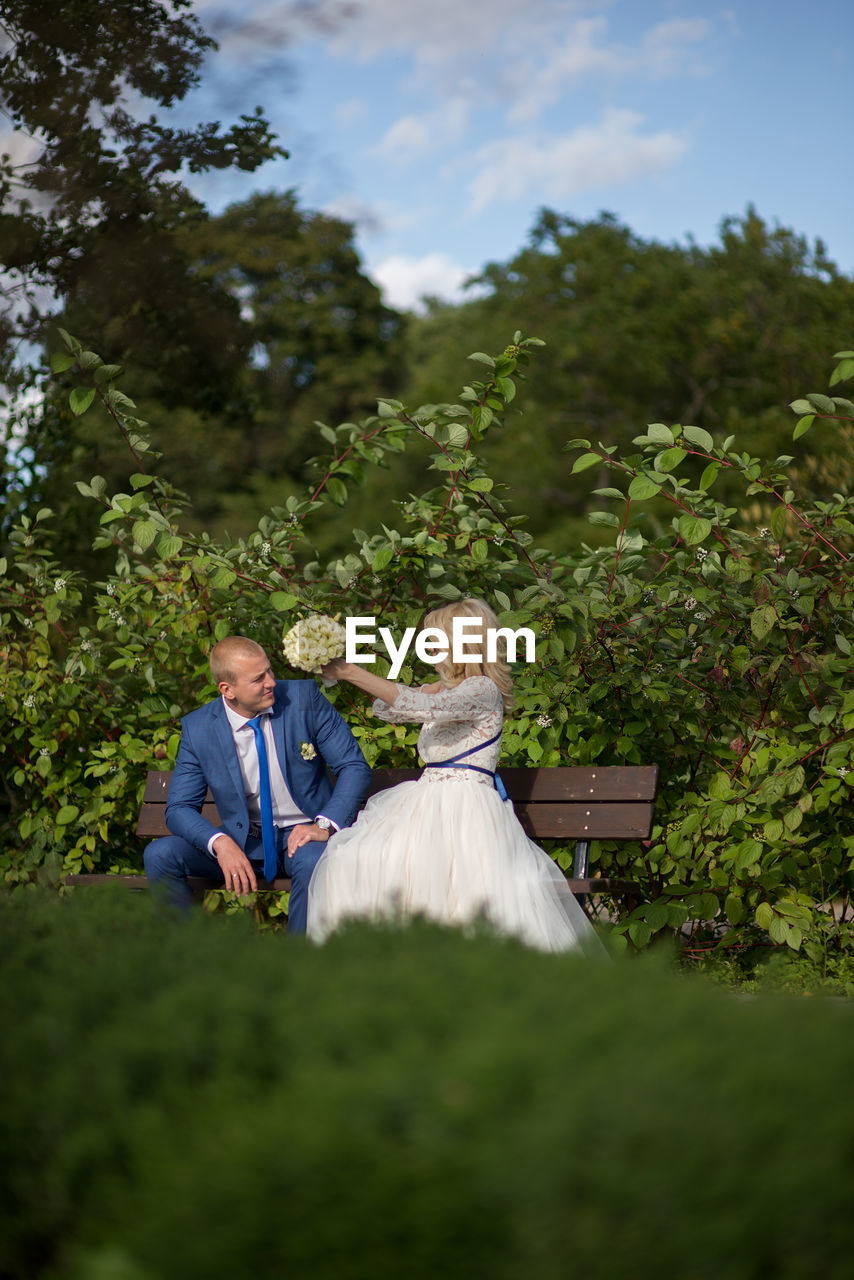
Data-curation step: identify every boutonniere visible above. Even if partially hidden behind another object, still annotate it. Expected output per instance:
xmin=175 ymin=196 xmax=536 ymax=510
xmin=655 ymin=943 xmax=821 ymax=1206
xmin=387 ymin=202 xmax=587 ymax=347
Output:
xmin=300 ymin=741 xmax=317 ymax=761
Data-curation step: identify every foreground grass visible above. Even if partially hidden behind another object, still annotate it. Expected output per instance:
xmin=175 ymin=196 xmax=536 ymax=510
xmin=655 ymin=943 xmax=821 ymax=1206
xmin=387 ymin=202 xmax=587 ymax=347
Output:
xmin=2 ymin=888 xmax=853 ymax=1279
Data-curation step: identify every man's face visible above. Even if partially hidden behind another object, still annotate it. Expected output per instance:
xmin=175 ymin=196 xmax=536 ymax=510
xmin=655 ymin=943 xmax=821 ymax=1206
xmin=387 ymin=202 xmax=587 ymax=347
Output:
xmin=219 ymin=651 xmax=276 ymax=719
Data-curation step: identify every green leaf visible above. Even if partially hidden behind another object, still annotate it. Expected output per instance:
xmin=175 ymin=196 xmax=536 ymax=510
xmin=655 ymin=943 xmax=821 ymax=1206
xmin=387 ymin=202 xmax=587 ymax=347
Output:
xmin=677 ymin=515 xmax=712 ymax=545
xmin=131 ymin=519 xmax=158 ymax=549
xmin=628 ymin=474 xmax=663 ymax=500
xmin=587 ymin=511 xmax=620 ymax=527
xmin=371 ymin=546 xmax=394 ymax=572
xmin=494 ymin=590 xmax=511 ymax=611
xmin=129 ymin=473 xmax=155 ymax=489
xmin=793 ymin=414 xmax=815 ymax=441
xmin=750 ymin=604 xmax=776 ymax=640
xmin=471 ymin=539 xmax=488 ymax=563
xmin=681 ymin=424 xmax=715 ymax=452
xmin=806 ymin=392 xmax=836 ymax=414
xmin=571 ymin=452 xmax=601 ymax=474
xmin=270 ymin=592 xmax=299 ymax=610
xmin=629 ymin=921 xmax=652 ymax=948
xmin=50 ymin=352 xmax=76 ymax=373
xmin=698 ymin=462 xmax=720 ymax=491
xmin=592 ymin=487 xmax=624 ymax=499
xmin=325 ymin=477 xmax=348 ymax=506
xmin=647 ymin=423 xmax=674 ymax=444
xmin=724 ymin=893 xmax=744 ymax=925
xmin=836 ymin=634 xmax=851 ymax=656
xmin=755 ymin=902 xmax=774 ymax=931
xmin=467 ymin=352 xmax=495 ymax=368
xmin=56 ymin=805 xmax=80 ymax=827
xmin=654 ymin=447 xmax=687 ymax=473
xmin=770 ymin=504 xmax=787 ymax=542
xmin=563 ymin=438 xmax=591 ymax=451
xmin=829 ymin=358 xmax=854 ymax=385
xmin=69 ymin=387 xmax=95 ymax=416
xmin=789 ymin=399 xmax=813 ymax=415
xmin=210 ymin=568 xmax=237 ymax=589
xmin=156 ymin=533 xmax=183 ymax=559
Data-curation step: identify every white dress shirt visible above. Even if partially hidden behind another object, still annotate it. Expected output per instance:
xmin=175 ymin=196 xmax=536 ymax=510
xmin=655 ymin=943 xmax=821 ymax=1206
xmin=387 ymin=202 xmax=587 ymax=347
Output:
xmin=206 ymin=699 xmax=310 ymax=855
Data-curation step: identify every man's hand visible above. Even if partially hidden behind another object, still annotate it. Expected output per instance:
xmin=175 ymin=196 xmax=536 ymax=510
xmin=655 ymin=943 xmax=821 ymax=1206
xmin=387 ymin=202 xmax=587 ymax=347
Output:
xmin=287 ymin=822 xmax=331 ymax=858
xmin=212 ymin=834 xmax=258 ymax=895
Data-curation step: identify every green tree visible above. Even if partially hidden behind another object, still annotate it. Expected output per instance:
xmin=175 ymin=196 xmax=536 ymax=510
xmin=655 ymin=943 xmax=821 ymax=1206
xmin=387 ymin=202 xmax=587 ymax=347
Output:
xmin=402 ymin=208 xmax=854 ymax=546
xmin=0 ymin=0 xmax=283 ymax=372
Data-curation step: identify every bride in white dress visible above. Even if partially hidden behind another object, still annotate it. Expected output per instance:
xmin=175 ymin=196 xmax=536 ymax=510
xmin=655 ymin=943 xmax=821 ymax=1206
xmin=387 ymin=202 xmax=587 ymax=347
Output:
xmin=307 ymin=598 xmax=600 ymax=954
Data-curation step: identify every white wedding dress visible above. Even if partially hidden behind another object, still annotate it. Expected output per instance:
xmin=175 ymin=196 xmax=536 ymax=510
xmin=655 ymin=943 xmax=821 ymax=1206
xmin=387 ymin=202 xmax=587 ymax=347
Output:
xmin=307 ymin=675 xmax=600 ymax=954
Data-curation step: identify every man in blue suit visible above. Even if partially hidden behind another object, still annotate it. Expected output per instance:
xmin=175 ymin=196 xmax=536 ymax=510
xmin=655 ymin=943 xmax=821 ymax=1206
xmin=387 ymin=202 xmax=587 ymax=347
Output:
xmin=144 ymin=634 xmax=371 ymax=931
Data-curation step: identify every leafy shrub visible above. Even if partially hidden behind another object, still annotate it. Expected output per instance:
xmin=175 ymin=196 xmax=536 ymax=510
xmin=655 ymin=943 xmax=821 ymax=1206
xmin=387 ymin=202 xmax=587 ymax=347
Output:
xmin=1 ymin=891 xmax=852 ymax=1279
xmin=1 ymin=333 xmax=852 ymax=959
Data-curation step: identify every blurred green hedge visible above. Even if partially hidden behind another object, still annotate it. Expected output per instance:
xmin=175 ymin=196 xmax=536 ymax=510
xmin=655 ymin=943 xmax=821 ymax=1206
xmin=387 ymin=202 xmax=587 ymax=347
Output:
xmin=1 ymin=890 xmax=852 ymax=1279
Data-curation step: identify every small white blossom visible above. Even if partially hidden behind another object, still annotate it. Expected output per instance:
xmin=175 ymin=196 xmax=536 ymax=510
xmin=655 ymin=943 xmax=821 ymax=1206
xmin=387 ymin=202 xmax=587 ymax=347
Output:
xmin=22 ymin=617 xmax=33 ymax=629
xmin=260 ymin=541 xmax=272 ymax=557
xmin=159 ymin=630 xmax=167 ymax=640
xmin=39 ymin=747 xmax=49 ymax=756
xmin=80 ymin=640 xmax=92 ymax=652
xmin=109 ymin=609 xmax=126 ymax=626
xmin=54 ymin=577 xmax=67 ymax=590
xmin=839 ymin=767 xmax=850 ymax=778
xmin=654 ymin=663 xmax=665 ymax=673
xmin=287 ymin=514 xmax=300 ymax=527
xmin=696 ymin=548 xmax=708 ymax=562
xmin=536 ymin=714 xmax=552 ymax=728
xmin=300 ymin=741 xmax=317 ymax=761
xmin=759 ymin=528 xmax=771 ymax=540
xmin=106 ymin=583 xmax=117 ymax=596
xmin=493 ymin=533 xmax=506 ymax=546
xmin=683 ymin=596 xmax=697 ymax=611
xmin=24 ymin=695 xmax=36 ymax=708
xmin=694 ymin=611 xmax=709 ymax=622
xmin=790 ymin=590 xmax=800 ymax=600
xmin=774 ymin=554 xmax=785 ymax=565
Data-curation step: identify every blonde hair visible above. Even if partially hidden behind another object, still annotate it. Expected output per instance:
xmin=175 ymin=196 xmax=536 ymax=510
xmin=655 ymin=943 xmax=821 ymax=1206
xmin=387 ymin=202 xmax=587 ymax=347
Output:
xmin=209 ymin=636 xmax=268 ymax=686
xmin=424 ymin=597 xmax=513 ymax=713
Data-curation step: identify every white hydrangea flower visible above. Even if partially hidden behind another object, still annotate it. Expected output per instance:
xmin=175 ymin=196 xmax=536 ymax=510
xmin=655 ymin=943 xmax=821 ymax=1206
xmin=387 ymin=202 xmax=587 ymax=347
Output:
xmin=282 ymin=614 xmax=346 ymax=676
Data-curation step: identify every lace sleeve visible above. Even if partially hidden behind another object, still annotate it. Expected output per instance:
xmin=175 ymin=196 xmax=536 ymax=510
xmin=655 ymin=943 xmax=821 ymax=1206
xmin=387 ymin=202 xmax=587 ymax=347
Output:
xmin=372 ymin=675 xmax=501 ymax=725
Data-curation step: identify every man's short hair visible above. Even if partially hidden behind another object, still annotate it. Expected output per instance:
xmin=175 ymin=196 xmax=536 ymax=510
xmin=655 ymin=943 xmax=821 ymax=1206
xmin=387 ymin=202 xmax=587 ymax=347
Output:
xmin=209 ymin=636 xmax=268 ymax=686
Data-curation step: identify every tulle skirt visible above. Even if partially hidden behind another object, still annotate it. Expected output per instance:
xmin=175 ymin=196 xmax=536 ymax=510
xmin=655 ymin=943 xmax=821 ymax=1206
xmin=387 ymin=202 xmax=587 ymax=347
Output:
xmin=307 ymin=775 xmax=601 ymax=954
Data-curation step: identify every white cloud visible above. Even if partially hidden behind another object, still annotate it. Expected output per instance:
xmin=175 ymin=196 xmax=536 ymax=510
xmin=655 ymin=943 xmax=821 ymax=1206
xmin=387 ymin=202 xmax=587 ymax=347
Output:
xmin=369 ymin=252 xmax=474 ymax=312
xmin=334 ymin=97 xmax=370 ymax=127
xmin=508 ymin=15 xmax=712 ymax=122
xmin=374 ymin=99 xmax=469 ymax=164
xmin=467 ymin=109 xmax=688 ymax=213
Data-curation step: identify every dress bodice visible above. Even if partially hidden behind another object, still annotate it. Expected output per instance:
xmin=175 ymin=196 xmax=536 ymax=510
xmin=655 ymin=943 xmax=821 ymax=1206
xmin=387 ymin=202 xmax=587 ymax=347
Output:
xmin=372 ymin=675 xmax=504 ymax=785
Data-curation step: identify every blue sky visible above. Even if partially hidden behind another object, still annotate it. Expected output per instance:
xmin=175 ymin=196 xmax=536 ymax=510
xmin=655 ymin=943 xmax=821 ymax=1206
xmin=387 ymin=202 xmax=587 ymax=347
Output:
xmin=181 ymin=1 xmax=852 ymax=309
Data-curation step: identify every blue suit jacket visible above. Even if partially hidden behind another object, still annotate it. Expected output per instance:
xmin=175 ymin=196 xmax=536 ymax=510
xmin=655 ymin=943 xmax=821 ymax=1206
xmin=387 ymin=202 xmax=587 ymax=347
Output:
xmin=165 ymin=679 xmax=371 ymax=853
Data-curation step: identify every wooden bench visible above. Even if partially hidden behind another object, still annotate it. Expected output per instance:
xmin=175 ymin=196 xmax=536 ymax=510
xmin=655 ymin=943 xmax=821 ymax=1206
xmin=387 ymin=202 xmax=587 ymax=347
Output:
xmin=65 ymin=765 xmax=659 ymax=909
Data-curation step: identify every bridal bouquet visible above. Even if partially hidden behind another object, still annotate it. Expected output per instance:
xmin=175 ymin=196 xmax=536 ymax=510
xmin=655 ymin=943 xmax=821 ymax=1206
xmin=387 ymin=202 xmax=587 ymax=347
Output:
xmin=282 ymin=614 xmax=346 ymax=685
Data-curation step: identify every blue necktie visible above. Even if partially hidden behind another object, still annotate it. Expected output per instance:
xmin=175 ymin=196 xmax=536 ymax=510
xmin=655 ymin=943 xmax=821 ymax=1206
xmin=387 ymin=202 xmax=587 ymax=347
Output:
xmin=247 ymin=715 xmax=278 ymax=884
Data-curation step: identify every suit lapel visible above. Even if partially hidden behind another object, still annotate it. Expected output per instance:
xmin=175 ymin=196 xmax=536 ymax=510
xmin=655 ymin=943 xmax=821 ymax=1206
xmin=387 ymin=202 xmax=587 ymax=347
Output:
xmin=271 ymin=683 xmax=293 ymax=794
xmin=211 ymin=697 xmax=247 ymax=808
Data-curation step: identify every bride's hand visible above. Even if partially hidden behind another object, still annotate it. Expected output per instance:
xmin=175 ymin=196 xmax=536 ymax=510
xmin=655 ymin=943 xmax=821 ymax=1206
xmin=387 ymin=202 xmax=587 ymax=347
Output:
xmin=321 ymin=658 xmax=349 ymax=683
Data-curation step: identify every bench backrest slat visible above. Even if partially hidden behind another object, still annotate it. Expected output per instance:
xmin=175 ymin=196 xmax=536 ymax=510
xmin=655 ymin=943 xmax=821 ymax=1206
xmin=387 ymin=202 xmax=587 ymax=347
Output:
xmin=137 ymin=765 xmax=659 ymax=843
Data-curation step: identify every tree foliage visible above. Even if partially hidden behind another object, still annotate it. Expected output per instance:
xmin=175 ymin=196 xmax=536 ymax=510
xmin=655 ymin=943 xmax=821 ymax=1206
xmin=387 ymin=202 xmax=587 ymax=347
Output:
xmin=0 ymin=0 xmax=284 ymax=370
xmin=401 ymin=208 xmax=854 ymax=545
xmin=2 ymin=330 xmax=852 ymax=963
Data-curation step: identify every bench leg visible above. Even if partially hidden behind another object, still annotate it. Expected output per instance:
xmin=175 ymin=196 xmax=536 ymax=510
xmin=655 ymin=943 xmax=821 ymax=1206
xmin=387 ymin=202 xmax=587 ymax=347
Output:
xmin=573 ymin=840 xmax=590 ymax=911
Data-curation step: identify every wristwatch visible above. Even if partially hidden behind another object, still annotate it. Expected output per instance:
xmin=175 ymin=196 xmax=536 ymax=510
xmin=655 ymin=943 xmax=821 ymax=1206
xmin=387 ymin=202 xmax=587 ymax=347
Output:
xmin=314 ymin=816 xmax=333 ymax=833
